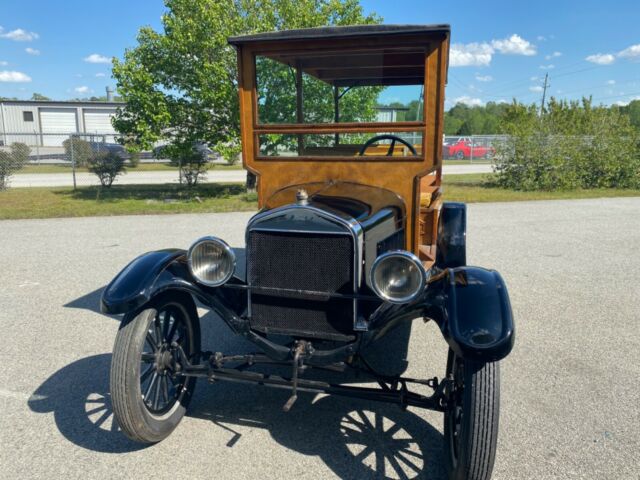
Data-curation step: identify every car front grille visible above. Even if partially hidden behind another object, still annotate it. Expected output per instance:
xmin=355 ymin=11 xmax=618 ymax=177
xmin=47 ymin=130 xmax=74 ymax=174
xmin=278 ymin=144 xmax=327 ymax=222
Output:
xmin=247 ymin=229 xmax=355 ymax=341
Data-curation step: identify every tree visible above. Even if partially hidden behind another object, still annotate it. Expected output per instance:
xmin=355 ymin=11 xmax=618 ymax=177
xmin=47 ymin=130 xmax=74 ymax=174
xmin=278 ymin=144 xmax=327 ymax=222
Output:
xmin=495 ymin=97 xmax=640 ymax=190
xmin=112 ymin=0 xmax=381 ymax=184
xmin=31 ymin=93 xmax=51 ymax=101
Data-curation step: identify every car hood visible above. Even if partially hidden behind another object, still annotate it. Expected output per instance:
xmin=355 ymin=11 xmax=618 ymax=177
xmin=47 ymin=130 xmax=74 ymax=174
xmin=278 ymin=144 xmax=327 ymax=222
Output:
xmin=263 ymin=181 xmax=406 ymax=225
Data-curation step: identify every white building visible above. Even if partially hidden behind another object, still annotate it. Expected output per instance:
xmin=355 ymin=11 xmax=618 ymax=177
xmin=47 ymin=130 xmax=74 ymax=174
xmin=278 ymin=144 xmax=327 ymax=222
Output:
xmin=0 ymin=100 xmax=124 ymax=147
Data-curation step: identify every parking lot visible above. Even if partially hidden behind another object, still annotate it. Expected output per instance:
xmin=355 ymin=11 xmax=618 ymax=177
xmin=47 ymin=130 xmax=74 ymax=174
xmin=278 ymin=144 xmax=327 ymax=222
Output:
xmin=0 ymin=197 xmax=638 ymax=479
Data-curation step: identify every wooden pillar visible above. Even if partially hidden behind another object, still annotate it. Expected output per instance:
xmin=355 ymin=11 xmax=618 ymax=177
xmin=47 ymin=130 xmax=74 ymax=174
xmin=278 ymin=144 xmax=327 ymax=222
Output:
xmin=334 ymin=85 xmax=340 ymax=146
xmin=295 ymin=64 xmax=304 ymax=155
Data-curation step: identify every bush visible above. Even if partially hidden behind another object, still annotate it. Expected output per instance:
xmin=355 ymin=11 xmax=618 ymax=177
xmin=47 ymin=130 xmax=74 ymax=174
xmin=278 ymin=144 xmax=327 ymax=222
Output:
xmin=495 ymin=98 xmax=640 ymax=190
xmin=0 ymin=142 xmax=31 ymax=190
xmin=128 ymin=150 xmax=141 ymax=168
xmin=167 ymin=143 xmax=209 ymax=187
xmin=62 ymin=137 xmax=93 ymax=167
xmin=88 ymin=151 xmax=127 ymax=187
xmin=215 ymin=140 xmax=242 ymax=166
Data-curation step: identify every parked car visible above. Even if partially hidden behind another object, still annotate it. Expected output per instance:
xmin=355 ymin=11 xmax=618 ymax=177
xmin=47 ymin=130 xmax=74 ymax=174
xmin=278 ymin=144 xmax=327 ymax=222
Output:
xmin=102 ymin=25 xmax=514 ymax=480
xmin=445 ymin=137 xmax=495 ymax=159
xmin=88 ymin=141 xmax=127 ymax=159
xmin=152 ymin=142 xmax=213 ymax=160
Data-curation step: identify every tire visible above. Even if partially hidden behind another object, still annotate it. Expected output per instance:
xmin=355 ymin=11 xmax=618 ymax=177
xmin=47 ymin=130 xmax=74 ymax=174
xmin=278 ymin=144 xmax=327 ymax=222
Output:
xmin=110 ymin=292 xmax=201 ymax=443
xmin=455 ymin=150 xmax=465 ymax=160
xmin=444 ymin=349 xmax=500 ymax=480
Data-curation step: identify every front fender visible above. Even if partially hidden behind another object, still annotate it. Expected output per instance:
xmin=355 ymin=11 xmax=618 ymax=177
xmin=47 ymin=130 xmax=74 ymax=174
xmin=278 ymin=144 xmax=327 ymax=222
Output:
xmin=427 ymin=266 xmax=515 ymax=362
xmin=100 ymin=249 xmax=205 ymax=315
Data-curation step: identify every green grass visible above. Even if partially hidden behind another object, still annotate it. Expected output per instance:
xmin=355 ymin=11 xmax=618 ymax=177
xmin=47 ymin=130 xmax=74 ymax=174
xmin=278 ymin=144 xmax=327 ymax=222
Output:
xmin=0 ymin=174 xmax=638 ymax=220
xmin=444 ymin=174 xmax=640 ymax=203
xmin=18 ymin=163 xmax=244 ymax=174
xmin=0 ymin=183 xmax=257 ymax=219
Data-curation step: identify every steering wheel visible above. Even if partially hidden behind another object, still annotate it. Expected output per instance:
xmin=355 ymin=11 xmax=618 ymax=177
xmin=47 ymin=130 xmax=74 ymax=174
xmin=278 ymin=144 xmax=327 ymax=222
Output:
xmin=358 ymin=134 xmax=418 ymax=157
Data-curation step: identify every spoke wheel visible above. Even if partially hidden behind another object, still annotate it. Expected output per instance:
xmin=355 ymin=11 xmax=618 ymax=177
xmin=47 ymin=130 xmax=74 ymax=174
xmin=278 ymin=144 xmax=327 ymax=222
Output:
xmin=140 ymin=306 xmax=190 ymax=414
xmin=443 ymin=349 xmax=500 ymax=480
xmin=110 ymin=292 xmax=200 ymax=444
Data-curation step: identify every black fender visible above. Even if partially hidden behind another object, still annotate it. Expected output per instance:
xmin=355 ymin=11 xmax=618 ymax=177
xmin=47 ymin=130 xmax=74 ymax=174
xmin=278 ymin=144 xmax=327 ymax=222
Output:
xmin=427 ymin=266 xmax=514 ymax=362
xmin=366 ymin=266 xmax=514 ymax=363
xmin=436 ymin=202 xmax=466 ymax=268
xmin=100 ymin=249 xmax=207 ymax=315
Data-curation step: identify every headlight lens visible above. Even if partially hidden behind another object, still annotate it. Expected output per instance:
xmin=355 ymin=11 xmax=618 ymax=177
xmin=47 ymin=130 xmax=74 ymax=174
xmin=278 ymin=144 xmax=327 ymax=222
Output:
xmin=370 ymin=251 xmax=426 ymax=303
xmin=187 ymin=237 xmax=236 ymax=287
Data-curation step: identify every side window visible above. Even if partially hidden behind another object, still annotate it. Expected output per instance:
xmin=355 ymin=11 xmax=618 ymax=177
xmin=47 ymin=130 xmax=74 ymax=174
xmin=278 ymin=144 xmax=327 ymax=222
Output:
xmin=23 ymin=111 xmax=34 ymax=122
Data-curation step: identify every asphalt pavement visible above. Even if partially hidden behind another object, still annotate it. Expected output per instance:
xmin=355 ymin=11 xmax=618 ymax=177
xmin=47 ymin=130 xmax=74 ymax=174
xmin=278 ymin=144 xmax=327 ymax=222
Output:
xmin=0 ymin=197 xmax=638 ymax=479
xmin=8 ymin=163 xmax=493 ymax=188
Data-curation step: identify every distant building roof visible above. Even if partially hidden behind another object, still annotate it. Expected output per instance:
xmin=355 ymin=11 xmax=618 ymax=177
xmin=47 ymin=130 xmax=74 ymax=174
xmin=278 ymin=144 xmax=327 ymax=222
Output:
xmin=0 ymin=100 xmax=123 ymax=106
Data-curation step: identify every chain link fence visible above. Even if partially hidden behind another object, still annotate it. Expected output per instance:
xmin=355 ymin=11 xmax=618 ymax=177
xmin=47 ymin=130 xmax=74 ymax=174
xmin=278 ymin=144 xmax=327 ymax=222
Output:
xmin=1 ymin=132 xmax=499 ymax=190
xmin=0 ymin=132 xmax=224 ymax=189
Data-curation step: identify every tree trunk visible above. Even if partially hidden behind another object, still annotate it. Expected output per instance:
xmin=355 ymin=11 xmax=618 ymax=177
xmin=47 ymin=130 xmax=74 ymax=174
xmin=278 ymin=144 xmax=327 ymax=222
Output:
xmin=246 ymin=171 xmax=257 ymax=192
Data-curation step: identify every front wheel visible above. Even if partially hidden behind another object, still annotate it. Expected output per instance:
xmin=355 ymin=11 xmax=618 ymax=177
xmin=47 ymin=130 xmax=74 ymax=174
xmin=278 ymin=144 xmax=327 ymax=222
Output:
xmin=455 ymin=150 xmax=465 ymax=160
xmin=444 ymin=349 xmax=500 ymax=480
xmin=110 ymin=293 xmax=201 ymax=443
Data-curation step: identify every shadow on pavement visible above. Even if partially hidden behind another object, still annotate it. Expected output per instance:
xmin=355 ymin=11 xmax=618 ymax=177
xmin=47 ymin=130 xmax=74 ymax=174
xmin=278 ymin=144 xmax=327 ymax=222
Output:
xmin=29 ymin=310 xmax=445 ymax=478
xmin=64 ymin=286 xmax=110 ymax=316
xmin=28 ymin=353 xmax=147 ymax=453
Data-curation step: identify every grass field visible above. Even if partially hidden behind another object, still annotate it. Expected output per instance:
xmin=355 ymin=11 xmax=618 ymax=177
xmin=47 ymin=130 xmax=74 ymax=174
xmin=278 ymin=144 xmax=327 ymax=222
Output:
xmin=1 ymin=174 xmax=638 ymax=220
xmin=18 ymin=163 xmax=244 ymax=174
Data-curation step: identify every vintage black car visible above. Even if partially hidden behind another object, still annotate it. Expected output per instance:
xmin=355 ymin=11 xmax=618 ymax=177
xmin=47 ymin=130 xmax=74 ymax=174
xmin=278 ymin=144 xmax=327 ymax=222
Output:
xmin=102 ymin=25 xmax=514 ymax=480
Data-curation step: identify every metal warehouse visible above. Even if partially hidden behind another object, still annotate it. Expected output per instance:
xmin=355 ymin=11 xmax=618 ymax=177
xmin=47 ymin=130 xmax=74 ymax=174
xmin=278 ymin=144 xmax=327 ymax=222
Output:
xmin=0 ymin=100 xmax=124 ymax=147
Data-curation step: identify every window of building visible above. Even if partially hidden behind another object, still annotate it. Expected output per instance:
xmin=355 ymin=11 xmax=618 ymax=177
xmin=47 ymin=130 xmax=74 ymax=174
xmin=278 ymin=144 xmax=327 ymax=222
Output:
xmin=23 ymin=111 xmax=34 ymax=122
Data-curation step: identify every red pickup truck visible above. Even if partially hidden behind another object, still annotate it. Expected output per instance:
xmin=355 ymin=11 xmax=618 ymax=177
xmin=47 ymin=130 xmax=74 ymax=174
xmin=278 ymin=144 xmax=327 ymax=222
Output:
xmin=444 ymin=137 xmax=495 ymax=159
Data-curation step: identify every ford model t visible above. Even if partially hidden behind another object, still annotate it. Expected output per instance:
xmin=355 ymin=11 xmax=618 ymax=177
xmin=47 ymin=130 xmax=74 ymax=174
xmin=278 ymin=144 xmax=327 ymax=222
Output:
xmin=103 ymin=25 xmax=514 ymax=479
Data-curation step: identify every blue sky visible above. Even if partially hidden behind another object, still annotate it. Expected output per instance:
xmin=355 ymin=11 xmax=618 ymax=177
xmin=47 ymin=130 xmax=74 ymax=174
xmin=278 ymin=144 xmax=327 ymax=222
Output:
xmin=1 ymin=0 xmax=638 ymax=108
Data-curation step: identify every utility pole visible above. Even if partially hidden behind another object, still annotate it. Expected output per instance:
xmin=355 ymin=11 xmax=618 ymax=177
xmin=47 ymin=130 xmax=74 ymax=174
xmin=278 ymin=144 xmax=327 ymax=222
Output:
xmin=540 ymin=73 xmax=550 ymax=113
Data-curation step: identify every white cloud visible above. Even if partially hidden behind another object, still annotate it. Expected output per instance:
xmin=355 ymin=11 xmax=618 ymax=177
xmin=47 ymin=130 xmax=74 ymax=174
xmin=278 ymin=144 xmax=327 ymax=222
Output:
xmin=95 ymin=72 xmax=106 ymax=78
xmin=530 ymin=76 xmax=539 ymax=81
xmin=0 ymin=70 xmax=32 ymax=82
xmin=539 ymin=64 xmax=555 ymax=69
xmin=618 ymin=44 xmax=640 ymax=60
xmin=84 ymin=53 xmax=111 ymax=64
xmin=0 ymin=27 xmax=39 ymax=42
xmin=536 ymin=35 xmax=547 ymax=42
xmin=529 ymin=85 xmax=544 ymax=92
xmin=475 ymin=74 xmax=493 ymax=82
xmin=607 ymin=80 xmax=616 ymax=85
xmin=614 ymin=96 xmax=640 ymax=106
xmin=452 ymin=95 xmax=484 ymax=107
xmin=25 ymin=47 xmax=40 ymax=55
xmin=491 ymin=34 xmax=536 ymax=56
xmin=450 ymin=42 xmax=493 ymax=67
xmin=545 ymin=51 xmax=562 ymax=60
xmin=586 ymin=53 xmax=615 ymax=65
xmin=451 ymin=34 xmax=536 ymax=67
xmin=74 ymin=85 xmax=91 ymax=94
xmin=0 ymin=60 xmax=7 ymax=66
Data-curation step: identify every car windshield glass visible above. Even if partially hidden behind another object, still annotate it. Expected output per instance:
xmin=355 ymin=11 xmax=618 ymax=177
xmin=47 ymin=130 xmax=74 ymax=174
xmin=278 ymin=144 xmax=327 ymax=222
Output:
xmin=254 ymin=49 xmax=426 ymax=160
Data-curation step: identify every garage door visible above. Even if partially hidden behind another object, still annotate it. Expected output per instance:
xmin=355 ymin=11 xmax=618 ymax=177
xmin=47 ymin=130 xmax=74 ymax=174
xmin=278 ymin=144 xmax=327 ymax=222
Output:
xmin=83 ymin=109 xmax=117 ymax=140
xmin=40 ymin=108 xmax=78 ymax=146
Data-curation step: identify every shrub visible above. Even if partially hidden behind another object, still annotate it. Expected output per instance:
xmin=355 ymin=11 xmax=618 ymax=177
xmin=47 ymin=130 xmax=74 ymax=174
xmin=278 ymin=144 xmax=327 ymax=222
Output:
xmin=88 ymin=151 xmax=127 ymax=187
xmin=0 ymin=143 xmax=31 ymax=190
xmin=215 ymin=140 xmax=242 ymax=166
xmin=495 ymin=98 xmax=640 ymax=190
xmin=62 ymin=137 xmax=93 ymax=167
xmin=128 ymin=150 xmax=141 ymax=168
xmin=167 ymin=143 xmax=209 ymax=187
